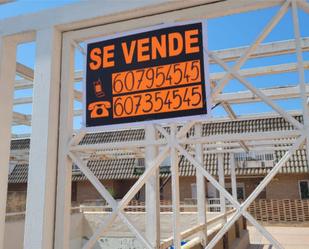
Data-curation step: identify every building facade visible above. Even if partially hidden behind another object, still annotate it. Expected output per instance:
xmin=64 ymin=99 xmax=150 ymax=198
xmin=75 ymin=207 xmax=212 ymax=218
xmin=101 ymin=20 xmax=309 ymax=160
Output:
xmin=7 ymin=114 xmax=309 ymax=212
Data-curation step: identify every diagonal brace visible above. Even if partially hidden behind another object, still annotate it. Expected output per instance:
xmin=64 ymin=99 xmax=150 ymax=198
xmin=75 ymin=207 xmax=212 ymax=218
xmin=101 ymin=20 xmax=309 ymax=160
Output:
xmin=176 ymin=134 xmax=305 ymax=249
xmin=210 ymin=52 xmax=304 ymax=131
xmin=72 ymin=146 xmax=170 ymax=249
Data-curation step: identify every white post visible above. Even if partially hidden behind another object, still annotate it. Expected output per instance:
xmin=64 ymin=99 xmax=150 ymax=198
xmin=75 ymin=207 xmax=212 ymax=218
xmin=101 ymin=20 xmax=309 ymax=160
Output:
xmin=230 ymin=153 xmax=237 ymax=201
xmin=291 ymin=0 xmax=309 ymax=168
xmin=24 ymin=28 xmax=61 ymax=249
xmin=171 ymin=124 xmax=181 ymax=249
xmin=145 ymin=124 xmax=160 ymax=248
xmin=0 ymin=36 xmax=17 ymax=249
xmin=195 ymin=123 xmax=207 ymax=245
xmin=218 ymin=153 xmax=226 ymax=217
xmin=230 ymin=152 xmax=239 ymax=239
xmin=54 ymin=35 xmax=75 ymax=249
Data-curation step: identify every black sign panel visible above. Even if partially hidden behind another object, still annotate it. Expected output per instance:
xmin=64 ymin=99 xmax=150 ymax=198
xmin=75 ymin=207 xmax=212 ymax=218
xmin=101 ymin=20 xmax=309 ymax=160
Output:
xmin=84 ymin=21 xmax=209 ymax=129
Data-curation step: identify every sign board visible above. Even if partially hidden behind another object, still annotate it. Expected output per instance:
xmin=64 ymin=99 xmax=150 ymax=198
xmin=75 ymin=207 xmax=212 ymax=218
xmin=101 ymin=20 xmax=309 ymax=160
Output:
xmin=83 ymin=21 xmax=209 ymax=129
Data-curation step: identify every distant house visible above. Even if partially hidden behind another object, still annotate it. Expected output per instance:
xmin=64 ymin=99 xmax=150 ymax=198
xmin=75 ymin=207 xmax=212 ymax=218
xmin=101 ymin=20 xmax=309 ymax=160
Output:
xmin=7 ymin=114 xmax=309 ymax=211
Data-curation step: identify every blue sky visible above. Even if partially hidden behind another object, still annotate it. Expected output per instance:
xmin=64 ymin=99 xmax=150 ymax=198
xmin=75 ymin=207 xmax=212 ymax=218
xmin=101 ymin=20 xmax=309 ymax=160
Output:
xmin=1 ymin=1 xmax=309 ymax=134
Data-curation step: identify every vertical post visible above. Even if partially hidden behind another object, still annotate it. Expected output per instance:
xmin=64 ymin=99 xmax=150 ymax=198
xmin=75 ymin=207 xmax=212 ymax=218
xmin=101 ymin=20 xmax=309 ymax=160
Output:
xmin=145 ymin=124 xmax=160 ymax=248
xmin=292 ymin=0 xmax=309 ymax=168
xmin=54 ymin=35 xmax=75 ymax=249
xmin=230 ymin=153 xmax=237 ymax=201
xmin=195 ymin=123 xmax=207 ymax=245
xmin=218 ymin=153 xmax=228 ymax=248
xmin=218 ymin=153 xmax=226 ymax=217
xmin=171 ymin=124 xmax=181 ymax=249
xmin=24 ymin=28 xmax=61 ymax=249
xmin=0 ymin=36 xmax=17 ymax=249
xmin=230 ymin=152 xmax=240 ymax=238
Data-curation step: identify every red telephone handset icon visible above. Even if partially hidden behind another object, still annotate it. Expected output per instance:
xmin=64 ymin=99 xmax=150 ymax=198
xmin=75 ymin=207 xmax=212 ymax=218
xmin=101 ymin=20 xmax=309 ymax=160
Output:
xmin=88 ymin=101 xmax=111 ymax=118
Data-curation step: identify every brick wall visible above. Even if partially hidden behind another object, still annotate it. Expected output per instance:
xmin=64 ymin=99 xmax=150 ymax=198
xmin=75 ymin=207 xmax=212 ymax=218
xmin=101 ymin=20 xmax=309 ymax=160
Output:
xmin=266 ymin=173 xmax=309 ymax=199
xmin=161 ymin=176 xmax=205 ymax=201
xmin=7 ymin=172 xmax=307 ymax=210
xmin=6 ymin=183 xmax=27 ymax=213
xmin=6 ymin=191 xmax=26 ymax=213
xmin=76 ymin=179 xmax=137 ymax=203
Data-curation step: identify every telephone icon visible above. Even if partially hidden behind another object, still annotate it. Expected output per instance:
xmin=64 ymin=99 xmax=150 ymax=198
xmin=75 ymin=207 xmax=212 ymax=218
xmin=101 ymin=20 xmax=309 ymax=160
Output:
xmin=88 ymin=101 xmax=111 ymax=118
xmin=93 ymin=78 xmax=105 ymax=98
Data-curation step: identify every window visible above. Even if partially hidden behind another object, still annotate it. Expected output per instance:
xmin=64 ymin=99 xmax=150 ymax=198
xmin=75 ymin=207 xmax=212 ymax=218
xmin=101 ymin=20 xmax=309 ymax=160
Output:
xmin=226 ymin=183 xmax=245 ymax=200
xmin=133 ymin=156 xmax=171 ymax=175
xmin=234 ymin=151 xmax=274 ymax=168
xmin=299 ymin=180 xmax=309 ymax=199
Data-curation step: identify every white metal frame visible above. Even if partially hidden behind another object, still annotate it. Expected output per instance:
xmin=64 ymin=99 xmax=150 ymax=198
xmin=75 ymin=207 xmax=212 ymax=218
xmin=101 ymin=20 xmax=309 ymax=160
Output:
xmin=0 ymin=1 xmax=309 ymax=249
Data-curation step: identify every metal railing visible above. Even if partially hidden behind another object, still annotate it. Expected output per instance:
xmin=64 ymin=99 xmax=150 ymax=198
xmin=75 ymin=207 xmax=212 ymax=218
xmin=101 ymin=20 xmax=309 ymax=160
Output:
xmin=71 ymin=198 xmax=234 ymax=213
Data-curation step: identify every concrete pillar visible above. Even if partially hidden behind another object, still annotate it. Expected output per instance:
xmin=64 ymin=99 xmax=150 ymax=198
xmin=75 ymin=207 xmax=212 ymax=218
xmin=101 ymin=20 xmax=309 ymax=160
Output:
xmin=171 ymin=124 xmax=181 ymax=249
xmin=195 ymin=123 xmax=207 ymax=245
xmin=145 ymin=124 xmax=160 ymax=247
xmin=0 ymin=36 xmax=17 ymax=249
xmin=54 ymin=34 xmax=75 ymax=249
xmin=24 ymin=28 xmax=61 ymax=249
xmin=218 ymin=153 xmax=226 ymax=217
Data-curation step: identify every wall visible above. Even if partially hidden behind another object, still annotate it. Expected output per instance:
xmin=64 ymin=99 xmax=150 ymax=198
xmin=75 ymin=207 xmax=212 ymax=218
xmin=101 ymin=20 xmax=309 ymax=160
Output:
xmin=161 ymin=176 xmax=207 ymax=201
xmin=76 ymin=179 xmax=137 ymax=203
xmin=225 ymin=177 xmax=266 ymax=200
xmin=83 ymin=212 xmax=225 ymax=240
xmin=4 ymin=214 xmax=25 ymax=249
xmin=6 ymin=183 xmax=27 ymax=212
xmin=4 ymin=212 xmax=248 ymax=249
xmin=8 ymin=172 xmax=308 ymax=213
xmin=76 ymin=180 xmax=114 ymax=203
xmin=266 ymin=173 xmax=309 ymax=199
xmin=6 ymin=191 xmax=27 ymax=212
xmin=74 ymin=174 xmax=307 ymax=203
xmin=4 ymin=213 xmax=84 ymax=249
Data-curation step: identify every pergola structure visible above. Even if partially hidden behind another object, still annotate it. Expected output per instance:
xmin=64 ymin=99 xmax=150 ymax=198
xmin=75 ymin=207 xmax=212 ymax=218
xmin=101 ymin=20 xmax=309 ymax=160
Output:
xmin=1 ymin=0 xmax=309 ymax=249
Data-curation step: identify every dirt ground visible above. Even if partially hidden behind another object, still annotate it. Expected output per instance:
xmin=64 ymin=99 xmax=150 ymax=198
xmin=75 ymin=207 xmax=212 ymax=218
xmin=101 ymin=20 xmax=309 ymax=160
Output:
xmin=248 ymin=225 xmax=309 ymax=249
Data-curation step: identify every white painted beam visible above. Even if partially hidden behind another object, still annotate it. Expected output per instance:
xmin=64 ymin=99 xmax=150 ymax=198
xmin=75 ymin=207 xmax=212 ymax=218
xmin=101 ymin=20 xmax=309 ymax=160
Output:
xmin=16 ymin=62 xmax=33 ymax=81
xmin=0 ymin=0 xmax=14 ymax=5
xmin=14 ymin=79 xmax=32 ymax=90
xmin=211 ymin=53 xmax=304 ymax=131
xmin=13 ymin=60 xmax=309 ymax=92
xmin=12 ymin=112 xmax=31 ymax=126
xmin=221 ymin=102 xmax=249 ymax=152
xmin=211 ymin=61 xmax=309 ymax=81
xmin=0 ymin=0 xmax=284 ymax=36
xmin=54 ymin=35 xmax=75 ymax=249
xmin=292 ymin=0 xmax=309 ymax=168
xmin=217 ymin=84 xmax=309 ymax=104
xmin=0 ymin=36 xmax=17 ymax=249
xmin=179 ymin=130 xmax=300 ymax=144
xmin=13 ymin=97 xmax=32 ymax=105
xmin=212 ymin=1 xmax=290 ymax=99
xmin=12 ymin=84 xmax=309 ymax=112
xmin=171 ymin=124 xmax=181 ymax=249
xmin=145 ymin=125 xmax=160 ymax=248
xmin=229 ymin=154 xmax=237 ymax=201
xmin=211 ymin=37 xmax=309 ymax=63
xmin=195 ymin=123 xmax=207 ymax=246
xmin=298 ymin=0 xmax=309 ymax=14
xmin=24 ymin=28 xmax=61 ymax=249
xmin=218 ymin=153 xmax=226 ymax=217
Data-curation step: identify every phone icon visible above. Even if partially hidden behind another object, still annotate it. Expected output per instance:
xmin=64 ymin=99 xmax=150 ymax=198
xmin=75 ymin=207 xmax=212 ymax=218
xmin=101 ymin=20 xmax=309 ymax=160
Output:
xmin=93 ymin=78 xmax=105 ymax=98
xmin=88 ymin=101 xmax=111 ymax=118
